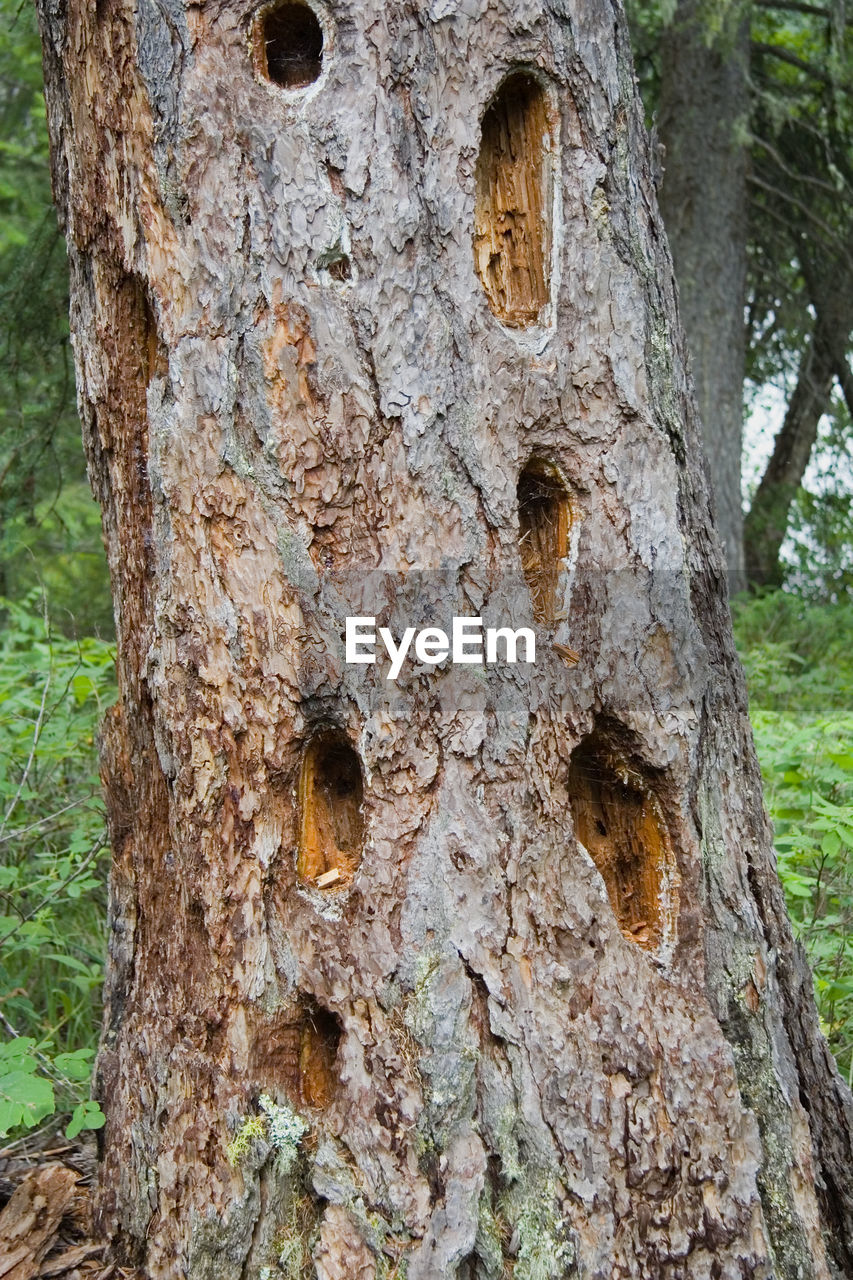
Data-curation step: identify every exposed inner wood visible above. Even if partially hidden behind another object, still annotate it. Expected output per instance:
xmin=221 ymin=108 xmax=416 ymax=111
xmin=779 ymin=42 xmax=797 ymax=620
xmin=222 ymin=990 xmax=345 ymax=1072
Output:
xmin=517 ymin=461 xmax=571 ymax=625
xmin=299 ymin=1003 xmax=342 ymax=1108
xmin=252 ymin=1000 xmax=341 ymax=1107
xmin=0 ymin=1164 xmax=79 ymax=1280
xmin=139 ymin=290 xmax=167 ymax=385
xmin=255 ymin=2 xmax=324 ymax=90
xmin=474 ymin=72 xmax=552 ymax=327
xmin=569 ymin=739 xmax=672 ymax=951
xmin=297 ymin=732 xmax=364 ymax=885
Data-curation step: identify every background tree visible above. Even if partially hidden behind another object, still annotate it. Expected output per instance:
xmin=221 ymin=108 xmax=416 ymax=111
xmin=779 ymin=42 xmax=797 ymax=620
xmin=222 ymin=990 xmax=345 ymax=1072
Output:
xmin=656 ymin=0 xmax=751 ymax=585
xmin=629 ymin=0 xmax=853 ymax=591
xmin=0 ymin=0 xmax=109 ymax=628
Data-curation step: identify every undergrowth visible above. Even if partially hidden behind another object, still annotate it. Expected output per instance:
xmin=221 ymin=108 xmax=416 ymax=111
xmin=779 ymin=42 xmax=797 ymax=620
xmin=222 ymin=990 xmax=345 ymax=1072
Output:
xmin=0 ymin=592 xmax=113 ymax=1138
xmin=734 ymin=590 xmax=853 ymax=1081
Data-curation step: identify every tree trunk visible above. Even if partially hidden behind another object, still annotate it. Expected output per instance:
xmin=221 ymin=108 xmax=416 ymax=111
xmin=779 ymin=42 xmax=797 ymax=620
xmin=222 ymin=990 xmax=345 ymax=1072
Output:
xmin=36 ymin=1 xmax=853 ymax=1277
xmin=744 ymin=323 xmax=835 ymax=585
xmin=657 ymin=0 xmax=750 ymax=589
xmin=744 ymin=259 xmax=853 ymax=586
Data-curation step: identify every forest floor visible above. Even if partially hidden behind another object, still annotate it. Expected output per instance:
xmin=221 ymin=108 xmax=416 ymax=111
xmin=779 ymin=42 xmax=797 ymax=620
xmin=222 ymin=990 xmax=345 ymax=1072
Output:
xmin=0 ymin=1121 xmax=138 ymax=1279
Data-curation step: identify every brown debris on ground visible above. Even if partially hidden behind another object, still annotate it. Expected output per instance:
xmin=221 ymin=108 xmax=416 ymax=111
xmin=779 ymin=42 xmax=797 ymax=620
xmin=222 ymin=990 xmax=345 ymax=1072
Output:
xmin=0 ymin=1124 xmax=140 ymax=1280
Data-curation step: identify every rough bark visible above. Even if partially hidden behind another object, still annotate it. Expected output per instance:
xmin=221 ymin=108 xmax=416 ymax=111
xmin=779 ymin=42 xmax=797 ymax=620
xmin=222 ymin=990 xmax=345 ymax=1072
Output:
xmin=657 ymin=0 xmax=750 ymax=587
xmin=35 ymin=0 xmax=853 ymax=1277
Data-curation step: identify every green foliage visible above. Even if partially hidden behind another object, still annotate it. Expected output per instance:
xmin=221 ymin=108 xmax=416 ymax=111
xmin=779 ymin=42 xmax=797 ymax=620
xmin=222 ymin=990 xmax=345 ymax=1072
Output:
xmin=66 ymin=1096 xmax=106 ymax=1140
xmin=0 ymin=1036 xmax=53 ymax=1136
xmin=0 ymin=0 xmax=110 ymax=631
xmin=734 ymin=591 xmax=853 ymax=1080
xmin=0 ymin=591 xmax=115 ymax=1139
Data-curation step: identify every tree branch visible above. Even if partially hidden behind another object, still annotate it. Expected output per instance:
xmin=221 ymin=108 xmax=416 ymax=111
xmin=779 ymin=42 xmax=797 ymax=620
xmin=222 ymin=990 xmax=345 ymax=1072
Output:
xmin=754 ymin=0 xmax=853 ymax=21
xmin=832 ymin=353 xmax=853 ymax=421
xmin=748 ymin=172 xmax=848 ymax=248
xmin=752 ymin=41 xmax=831 ymax=80
xmin=752 ymin=133 xmax=848 ymax=196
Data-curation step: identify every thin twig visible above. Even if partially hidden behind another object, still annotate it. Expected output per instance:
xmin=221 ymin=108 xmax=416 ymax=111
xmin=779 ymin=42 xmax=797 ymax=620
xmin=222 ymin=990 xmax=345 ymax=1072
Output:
xmin=752 ymin=40 xmax=831 ymax=81
xmin=748 ymin=172 xmax=844 ymax=243
xmin=754 ymin=0 xmax=853 ymax=22
xmin=0 ymin=669 xmax=51 ymax=839
xmin=751 ymin=133 xmax=849 ymax=197
xmin=0 ymin=839 xmax=106 ymax=952
xmin=0 ymin=795 xmax=100 ymax=848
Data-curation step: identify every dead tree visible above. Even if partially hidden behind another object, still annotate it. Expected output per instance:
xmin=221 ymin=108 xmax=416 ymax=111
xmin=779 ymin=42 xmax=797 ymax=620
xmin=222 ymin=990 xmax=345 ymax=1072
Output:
xmin=36 ymin=0 xmax=853 ymax=1275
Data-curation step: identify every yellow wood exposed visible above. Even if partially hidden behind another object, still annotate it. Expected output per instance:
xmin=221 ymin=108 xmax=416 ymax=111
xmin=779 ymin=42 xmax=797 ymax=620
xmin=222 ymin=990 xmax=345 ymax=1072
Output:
xmin=569 ymin=739 xmax=676 ymax=952
xmin=297 ymin=733 xmax=364 ymax=886
xmin=474 ymin=73 xmax=552 ymax=327
xmin=518 ymin=460 xmax=572 ymax=626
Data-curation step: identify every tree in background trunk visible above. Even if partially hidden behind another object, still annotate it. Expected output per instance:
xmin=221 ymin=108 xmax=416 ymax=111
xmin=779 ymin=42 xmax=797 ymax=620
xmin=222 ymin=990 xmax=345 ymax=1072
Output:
xmin=37 ymin=0 xmax=853 ymax=1277
xmin=631 ymin=0 xmax=853 ymax=592
xmin=745 ymin=262 xmax=853 ymax=586
xmin=657 ymin=0 xmax=751 ymax=588
xmin=744 ymin=97 xmax=853 ymax=586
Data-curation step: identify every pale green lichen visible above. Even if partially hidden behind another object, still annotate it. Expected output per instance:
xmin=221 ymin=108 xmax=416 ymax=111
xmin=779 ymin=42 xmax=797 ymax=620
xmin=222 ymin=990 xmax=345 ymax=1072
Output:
xmin=226 ymin=1114 xmax=267 ymax=1167
xmin=227 ymin=1097 xmax=308 ymax=1177
xmin=494 ymin=1105 xmax=523 ymax=1184
xmin=258 ymin=1095 xmax=309 ymax=1174
xmin=499 ymin=1174 xmax=575 ymax=1280
xmin=474 ymin=1188 xmax=504 ymax=1279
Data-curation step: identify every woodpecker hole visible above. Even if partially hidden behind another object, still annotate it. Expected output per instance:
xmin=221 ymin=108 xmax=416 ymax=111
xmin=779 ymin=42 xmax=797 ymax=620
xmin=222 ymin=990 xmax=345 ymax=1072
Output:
xmin=474 ymin=71 xmax=553 ymax=327
xmin=140 ymin=293 xmax=168 ymax=384
xmin=326 ymin=255 xmax=351 ymax=281
xmin=569 ymin=737 xmax=675 ymax=952
xmin=298 ymin=731 xmax=364 ymax=887
xmin=255 ymin=1 xmax=324 ymax=90
xmin=299 ymin=1001 xmax=342 ymax=1108
xmin=518 ymin=461 xmax=571 ymax=626
xmin=255 ymin=999 xmax=341 ymax=1108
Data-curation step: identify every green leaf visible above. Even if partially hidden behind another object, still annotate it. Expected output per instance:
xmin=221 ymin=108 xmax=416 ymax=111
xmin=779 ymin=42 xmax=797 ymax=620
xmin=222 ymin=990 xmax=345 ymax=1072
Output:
xmin=66 ymin=1099 xmax=105 ymax=1140
xmin=0 ymin=1069 xmax=55 ymax=1138
xmin=54 ymin=1048 xmax=94 ymax=1082
xmin=0 ymin=1038 xmax=38 ymax=1071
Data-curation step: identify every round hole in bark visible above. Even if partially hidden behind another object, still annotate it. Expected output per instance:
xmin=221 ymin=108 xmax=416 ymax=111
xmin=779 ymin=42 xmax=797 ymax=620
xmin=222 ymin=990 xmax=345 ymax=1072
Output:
xmin=517 ymin=460 xmax=572 ymax=626
xmin=569 ymin=736 xmax=675 ymax=952
xmin=326 ymin=255 xmax=351 ymax=281
xmin=474 ymin=71 xmax=554 ymax=327
xmin=297 ymin=731 xmax=364 ymax=888
xmin=256 ymin=1 xmax=324 ymax=90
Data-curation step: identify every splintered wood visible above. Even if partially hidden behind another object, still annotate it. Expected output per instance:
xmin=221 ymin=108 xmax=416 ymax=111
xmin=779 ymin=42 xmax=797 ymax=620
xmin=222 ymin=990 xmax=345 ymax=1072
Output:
xmin=0 ymin=1165 xmax=78 ymax=1280
xmin=517 ymin=463 xmax=571 ymax=625
xmin=569 ymin=740 xmax=674 ymax=952
xmin=474 ymin=73 xmax=552 ymax=327
xmin=297 ymin=734 xmax=364 ymax=886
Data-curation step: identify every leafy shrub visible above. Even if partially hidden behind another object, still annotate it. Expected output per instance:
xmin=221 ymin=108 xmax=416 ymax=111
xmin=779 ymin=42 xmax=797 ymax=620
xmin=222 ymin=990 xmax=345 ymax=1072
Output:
xmin=734 ymin=590 xmax=853 ymax=1080
xmin=0 ymin=592 xmax=114 ymax=1137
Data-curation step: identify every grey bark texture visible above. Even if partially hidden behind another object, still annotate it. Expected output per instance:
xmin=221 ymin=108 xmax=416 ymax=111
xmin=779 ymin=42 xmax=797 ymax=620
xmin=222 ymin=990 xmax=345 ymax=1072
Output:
xmin=35 ymin=0 xmax=853 ymax=1277
xmin=657 ymin=0 xmax=750 ymax=588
